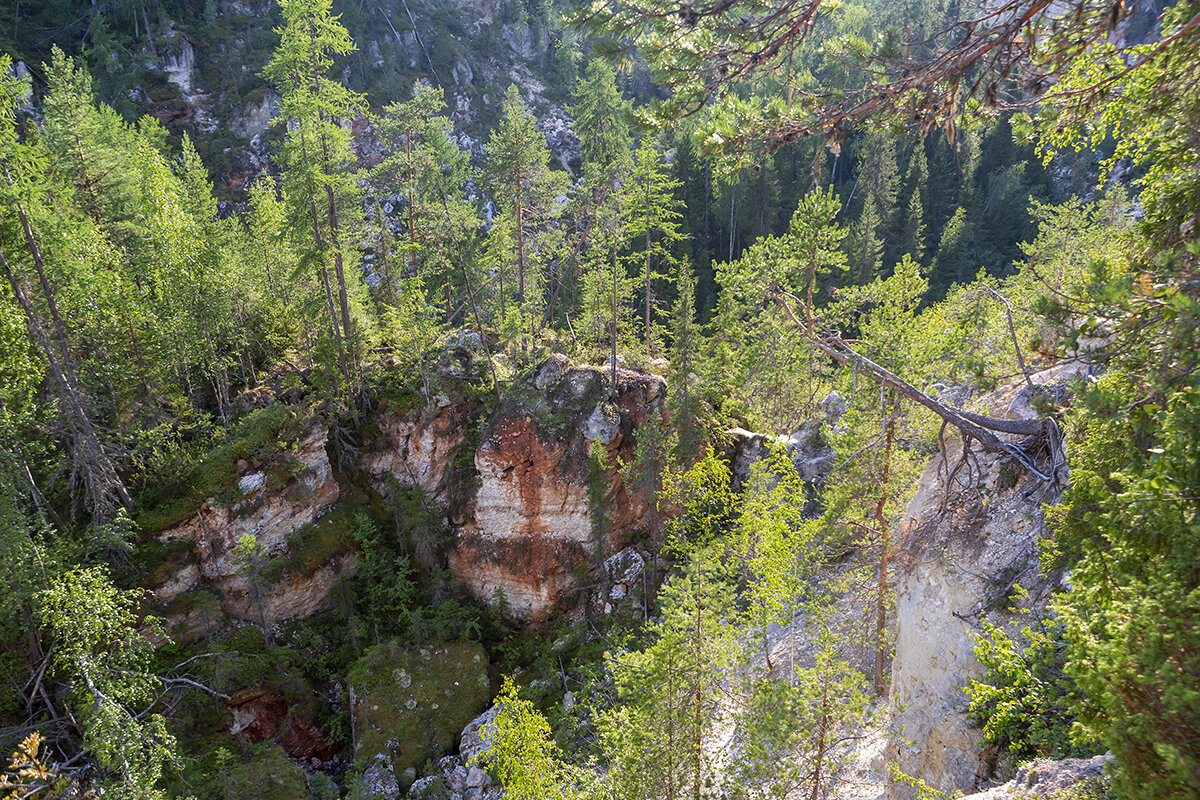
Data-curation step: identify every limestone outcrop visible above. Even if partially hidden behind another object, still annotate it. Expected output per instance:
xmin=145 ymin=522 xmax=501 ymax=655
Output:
xmin=448 ymin=361 xmax=666 ymax=620
xmin=887 ymin=364 xmax=1083 ymax=798
xmin=146 ymin=355 xmax=667 ymax=632
xmin=151 ymin=425 xmax=351 ymax=632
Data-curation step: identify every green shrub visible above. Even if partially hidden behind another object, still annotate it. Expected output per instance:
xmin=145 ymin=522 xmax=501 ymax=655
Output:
xmin=965 ymin=606 xmax=1097 ymax=764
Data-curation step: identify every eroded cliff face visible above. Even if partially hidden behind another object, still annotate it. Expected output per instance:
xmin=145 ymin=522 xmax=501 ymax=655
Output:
xmin=152 ymin=425 xmax=349 ymax=634
xmin=449 ymin=358 xmax=666 ymax=619
xmin=147 ymin=355 xmax=666 ymax=634
xmin=886 ymin=364 xmax=1082 ymax=798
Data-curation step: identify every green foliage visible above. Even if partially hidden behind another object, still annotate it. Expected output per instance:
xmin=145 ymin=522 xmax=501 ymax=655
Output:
xmin=965 ymin=606 xmax=1096 ymax=764
xmin=134 ymin=402 xmax=307 ymax=533
xmin=38 ymin=567 xmax=175 ymax=800
xmin=344 ymin=504 xmax=417 ymax=622
xmin=484 ymin=676 xmax=585 ymax=800
xmin=1052 ymin=385 xmax=1200 ymax=799
xmin=599 ymin=547 xmax=741 ymax=800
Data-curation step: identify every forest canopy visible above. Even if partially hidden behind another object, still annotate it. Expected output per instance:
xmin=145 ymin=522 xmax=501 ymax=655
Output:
xmin=0 ymin=0 xmax=1197 ymax=798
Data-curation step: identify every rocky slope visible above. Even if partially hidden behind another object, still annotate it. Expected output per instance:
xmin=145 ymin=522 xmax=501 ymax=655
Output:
xmin=15 ymin=0 xmax=586 ymax=200
xmin=886 ymin=363 xmax=1083 ymax=798
xmin=145 ymin=353 xmax=666 ymax=635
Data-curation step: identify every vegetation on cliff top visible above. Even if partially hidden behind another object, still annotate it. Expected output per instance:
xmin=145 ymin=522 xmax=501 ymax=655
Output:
xmin=0 ymin=0 xmax=1198 ymax=797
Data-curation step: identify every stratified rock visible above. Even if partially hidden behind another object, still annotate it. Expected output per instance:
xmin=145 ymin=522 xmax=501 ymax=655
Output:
xmin=361 ymin=400 xmax=474 ymax=507
xmin=152 ymin=424 xmax=353 ymax=628
xmin=448 ymin=364 xmax=665 ymax=620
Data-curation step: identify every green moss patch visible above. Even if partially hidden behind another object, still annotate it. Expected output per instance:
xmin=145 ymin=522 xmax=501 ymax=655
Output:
xmin=260 ymin=498 xmax=364 ymax=584
xmin=348 ymin=639 xmax=491 ymax=775
xmin=137 ymin=537 xmax=198 ymax=586
xmin=136 ymin=403 xmax=311 ymax=534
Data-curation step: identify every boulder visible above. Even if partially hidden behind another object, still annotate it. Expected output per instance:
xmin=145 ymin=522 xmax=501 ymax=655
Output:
xmin=458 ymin=704 xmax=500 ymax=765
xmin=958 ymin=754 xmax=1110 ymax=799
xmin=362 ymin=754 xmax=401 ymax=800
xmin=583 ymin=402 xmax=621 ymax=445
xmin=350 ymin=640 xmax=491 ymax=778
xmin=535 ymin=354 xmax=571 ymax=389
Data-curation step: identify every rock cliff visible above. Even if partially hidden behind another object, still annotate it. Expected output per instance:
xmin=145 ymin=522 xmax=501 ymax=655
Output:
xmin=146 ymin=355 xmax=666 ymax=633
xmin=886 ymin=364 xmax=1082 ymax=798
xmin=152 ymin=424 xmax=351 ymax=635
xmin=448 ymin=359 xmax=666 ymax=619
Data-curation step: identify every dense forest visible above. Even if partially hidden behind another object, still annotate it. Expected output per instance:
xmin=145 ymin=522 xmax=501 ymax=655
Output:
xmin=0 ymin=0 xmax=1196 ymax=798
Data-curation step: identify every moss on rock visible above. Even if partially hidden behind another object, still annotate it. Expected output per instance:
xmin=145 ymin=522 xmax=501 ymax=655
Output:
xmin=348 ymin=639 xmax=491 ymax=777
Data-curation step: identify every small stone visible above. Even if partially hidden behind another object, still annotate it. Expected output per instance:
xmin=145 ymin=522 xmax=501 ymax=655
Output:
xmin=583 ymin=402 xmax=620 ymax=444
xmin=238 ymin=472 xmax=266 ymax=494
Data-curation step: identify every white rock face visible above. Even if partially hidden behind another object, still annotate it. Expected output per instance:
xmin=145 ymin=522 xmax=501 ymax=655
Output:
xmin=887 ymin=364 xmax=1085 ymax=798
xmin=361 ymin=404 xmax=468 ymax=507
xmin=162 ymin=40 xmax=197 ymax=95
xmin=231 ymin=91 xmax=278 ymax=141
xmin=155 ymin=425 xmax=351 ymax=625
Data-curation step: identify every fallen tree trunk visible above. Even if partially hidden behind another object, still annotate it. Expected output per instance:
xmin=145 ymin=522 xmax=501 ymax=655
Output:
xmin=772 ymin=291 xmax=1056 ymax=480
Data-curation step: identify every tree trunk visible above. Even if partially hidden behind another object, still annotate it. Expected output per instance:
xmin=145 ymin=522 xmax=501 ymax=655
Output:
xmin=874 ymin=390 xmax=896 ymax=694
xmin=0 ymin=248 xmax=131 ymax=520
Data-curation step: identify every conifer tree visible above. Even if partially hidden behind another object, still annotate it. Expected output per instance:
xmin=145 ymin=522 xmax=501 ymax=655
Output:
xmin=602 ymin=547 xmax=741 ymax=800
xmin=855 ymin=132 xmax=899 ymax=236
xmin=372 ymin=82 xmax=478 ymax=311
xmin=788 ymin=188 xmax=847 ymax=333
xmin=625 ymin=134 xmax=684 ymax=357
xmin=486 ymin=85 xmax=568 ymax=353
xmin=930 ymin=206 xmax=973 ymax=297
xmin=897 ymin=187 xmax=926 ymax=266
xmin=571 ymin=59 xmax=632 ymax=188
xmin=891 ymin=142 xmax=928 ymax=267
xmin=0 ymin=57 xmax=132 ymax=522
xmin=668 ymin=260 xmax=705 ymax=457
xmin=264 ymin=0 xmax=369 ymax=394
xmin=41 ymin=46 xmax=141 ymax=233
xmin=847 ymin=197 xmax=883 ymax=285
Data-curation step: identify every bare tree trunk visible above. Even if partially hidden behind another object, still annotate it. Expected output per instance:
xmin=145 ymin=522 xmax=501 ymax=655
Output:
xmin=0 ymin=248 xmax=131 ymax=520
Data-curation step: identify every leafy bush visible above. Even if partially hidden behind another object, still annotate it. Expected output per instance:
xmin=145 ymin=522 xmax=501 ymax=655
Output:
xmin=965 ymin=605 xmax=1097 ymax=764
